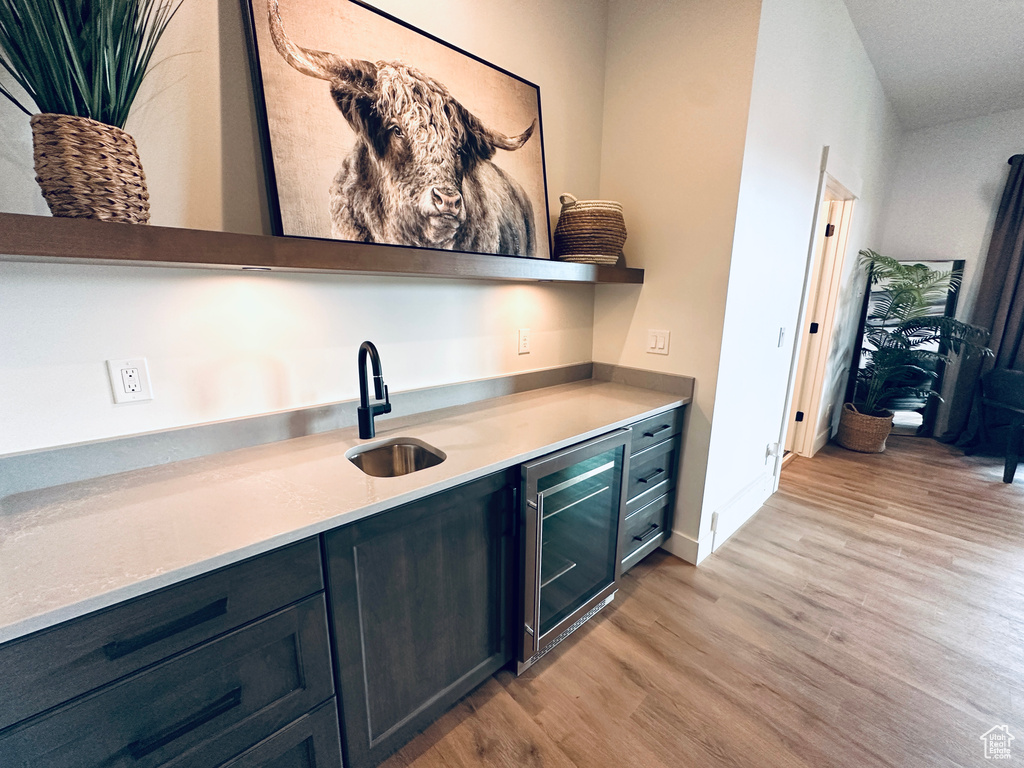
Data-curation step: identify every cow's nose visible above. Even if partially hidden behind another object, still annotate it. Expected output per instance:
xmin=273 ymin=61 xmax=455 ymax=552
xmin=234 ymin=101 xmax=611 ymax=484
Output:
xmin=431 ymin=187 xmax=462 ymax=215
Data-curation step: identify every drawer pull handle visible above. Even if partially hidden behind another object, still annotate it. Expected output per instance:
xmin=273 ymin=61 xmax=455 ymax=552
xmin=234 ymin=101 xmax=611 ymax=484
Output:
xmin=633 ymin=523 xmax=661 ymax=543
xmin=103 ymin=598 xmax=229 ymax=660
xmin=642 ymin=424 xmax=671 ymax=438
xmin=638 ymin=468 xmax=665 ymax=484
xmin=127 ymin=687 xmax=242 ymax=760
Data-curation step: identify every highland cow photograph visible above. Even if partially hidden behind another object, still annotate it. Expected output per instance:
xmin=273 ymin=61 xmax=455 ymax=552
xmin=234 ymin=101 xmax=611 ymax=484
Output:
xmin=244 ymin=0 xmax=551 ymax=259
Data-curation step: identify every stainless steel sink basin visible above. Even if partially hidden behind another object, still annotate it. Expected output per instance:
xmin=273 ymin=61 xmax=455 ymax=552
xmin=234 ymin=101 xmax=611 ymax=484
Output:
xmin=346 ymin=437 xmax=446 ymax=477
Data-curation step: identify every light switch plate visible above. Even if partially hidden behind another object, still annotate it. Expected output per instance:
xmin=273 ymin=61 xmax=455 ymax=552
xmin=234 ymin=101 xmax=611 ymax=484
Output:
xmin=646 ymin=329 xmax=670 ymax=355
xmin=107 ymin=358 xmax=154 ymax=404
xmin=518 ymin=328 xmax=530 ymax=355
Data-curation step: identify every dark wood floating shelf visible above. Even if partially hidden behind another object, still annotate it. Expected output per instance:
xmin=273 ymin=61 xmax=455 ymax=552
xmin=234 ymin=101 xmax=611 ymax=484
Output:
xmin=0 ymin=212 xmax=644 ymax=285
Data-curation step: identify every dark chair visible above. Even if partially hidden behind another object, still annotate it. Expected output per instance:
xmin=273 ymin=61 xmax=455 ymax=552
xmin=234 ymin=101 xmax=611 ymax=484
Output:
xmin=980 ymin=369 xmax=1024 ymax=483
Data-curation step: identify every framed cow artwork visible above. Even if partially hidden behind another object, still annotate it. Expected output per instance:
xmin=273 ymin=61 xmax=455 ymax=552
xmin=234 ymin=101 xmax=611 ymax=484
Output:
xmin=241 ymin=0 xmax=552 ymax=260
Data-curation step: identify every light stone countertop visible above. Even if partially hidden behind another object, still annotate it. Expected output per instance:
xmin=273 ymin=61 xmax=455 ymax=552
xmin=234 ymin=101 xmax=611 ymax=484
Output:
xmin=0 ymin=379 xmax=686 ymax=645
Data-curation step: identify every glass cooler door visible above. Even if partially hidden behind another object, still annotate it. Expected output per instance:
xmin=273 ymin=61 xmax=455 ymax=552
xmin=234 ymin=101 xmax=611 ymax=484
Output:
xmin=520 ymin=429 xmax=630 ymax=665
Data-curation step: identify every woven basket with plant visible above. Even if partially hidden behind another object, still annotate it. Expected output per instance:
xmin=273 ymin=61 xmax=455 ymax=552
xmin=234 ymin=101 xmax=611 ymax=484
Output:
xmin=0 ymin=0 xmax=181 ymax=223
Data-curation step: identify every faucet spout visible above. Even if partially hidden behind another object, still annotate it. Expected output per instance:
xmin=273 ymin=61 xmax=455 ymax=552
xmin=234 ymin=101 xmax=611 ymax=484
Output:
xmin=357 ymin=341 xmax=392 ymax=439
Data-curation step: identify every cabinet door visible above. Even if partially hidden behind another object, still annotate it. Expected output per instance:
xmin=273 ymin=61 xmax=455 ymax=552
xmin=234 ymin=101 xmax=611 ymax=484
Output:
xmin=324 ymin=470 xmax=515 ymax=768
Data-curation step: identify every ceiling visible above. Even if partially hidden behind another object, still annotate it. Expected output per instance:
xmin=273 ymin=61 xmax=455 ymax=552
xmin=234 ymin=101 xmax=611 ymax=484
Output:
xmin=841 ymin=0 xmax=1024 ymax=130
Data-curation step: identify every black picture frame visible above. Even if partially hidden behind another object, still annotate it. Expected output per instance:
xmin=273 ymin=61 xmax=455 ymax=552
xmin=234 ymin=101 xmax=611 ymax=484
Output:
xmin=240 ymin=0 xmax=552 ymax=261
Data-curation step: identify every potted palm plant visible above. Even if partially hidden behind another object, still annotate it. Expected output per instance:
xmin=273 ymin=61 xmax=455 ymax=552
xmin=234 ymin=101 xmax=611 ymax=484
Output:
xmin=0 ymin=0 xmax=181 ymax=223
xmin=837 ymin=250 xmax=992 ymax=453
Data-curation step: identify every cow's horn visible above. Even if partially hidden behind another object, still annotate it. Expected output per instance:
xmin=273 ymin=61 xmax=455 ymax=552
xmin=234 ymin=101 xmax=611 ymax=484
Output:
xmin=488 ymin=120 xmax=536 ymax=152
xmin=268 ymin=0 xmax=375 ymax=85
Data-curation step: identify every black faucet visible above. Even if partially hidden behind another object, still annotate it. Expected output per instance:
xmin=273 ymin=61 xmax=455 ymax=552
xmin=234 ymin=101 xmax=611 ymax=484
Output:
xmin=357 ymin=341 xmax=392 ymax=439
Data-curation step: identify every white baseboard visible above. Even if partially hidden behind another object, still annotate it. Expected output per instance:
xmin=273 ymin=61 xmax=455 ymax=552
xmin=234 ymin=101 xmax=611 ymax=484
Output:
xmin=709 ymin=471 xmax=774 ymax=553
xmin=812 ymin=425 xmax=831 ymax=455
xmin=658 ymin=472 xmax=775 ymax=566
xmin=660 ymin=528 xmax=713 ymax=565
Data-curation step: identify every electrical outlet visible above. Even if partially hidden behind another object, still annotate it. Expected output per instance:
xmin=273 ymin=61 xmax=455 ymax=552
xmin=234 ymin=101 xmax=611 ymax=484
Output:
xmin=518 ymin=328 xmax=530 ymax=355
xmin=646 ymin=329 xmax=670 ymax=355
xmin=107 ymin=358 xmax=153 ymax=404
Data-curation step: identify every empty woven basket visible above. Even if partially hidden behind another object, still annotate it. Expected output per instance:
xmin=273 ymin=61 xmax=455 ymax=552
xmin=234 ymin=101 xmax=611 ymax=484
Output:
xmin=31 ymin=113 xmax=151 ymax=224
xmin=553 ymin=193 xmax=626 ymax=265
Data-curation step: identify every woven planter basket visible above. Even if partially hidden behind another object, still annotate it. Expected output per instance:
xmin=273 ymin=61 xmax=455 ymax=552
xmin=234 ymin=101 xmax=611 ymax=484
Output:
xmin=31 ymin=113 xmax=150 ymax=224
xmin=553 ymin=193 xmax=627 ymax=265
xmin=835 ymin=403 xmax=894 ymax=453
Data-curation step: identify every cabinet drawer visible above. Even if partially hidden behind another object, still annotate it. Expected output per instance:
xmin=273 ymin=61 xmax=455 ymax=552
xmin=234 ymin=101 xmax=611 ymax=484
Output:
xmin=626 ymin=437 xmax=679 ymax=503
xmin=217 ymin=700 xmax=342 ymax=768
xmin=622 ymin=493 xmax=670 ymax=561
xmin=630 ymin=409 xmax=683 ymax=454
xmin=0 ymin=538 xmax=323 ymax=732
xmin=0 ymin=595 xmax=334 ymax=768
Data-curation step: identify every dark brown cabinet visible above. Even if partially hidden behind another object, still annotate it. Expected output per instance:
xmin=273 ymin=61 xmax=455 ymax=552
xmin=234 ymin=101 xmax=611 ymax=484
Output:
xmin=0 ymin=597 xmax=334 ymax=768
xmin=0 ymin=539 xmax=339 ymax=768
xmin=620 ymin=407 xmax=685 ymax=573
xmin=629 ymin=408 xmax=685 ymax=455
xmin=0 ymin=538 xmax=324 ymax=733
xmin=0 ymin=408 xmax=686 ymax=768
xmin=626 ymin=434 xmax=680 ymax=511
xmin=323 ymin=470 xmax=517 ymax=768
xmin=218 ymin=701 xmax=343 ymax=768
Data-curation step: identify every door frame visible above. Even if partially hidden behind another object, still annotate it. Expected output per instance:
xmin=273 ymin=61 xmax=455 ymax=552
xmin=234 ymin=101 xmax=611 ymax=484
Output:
xmin=774 ymin=147 xmax=859 ymax=485
xmin=787 ymin=190 xmax=854 ymax=456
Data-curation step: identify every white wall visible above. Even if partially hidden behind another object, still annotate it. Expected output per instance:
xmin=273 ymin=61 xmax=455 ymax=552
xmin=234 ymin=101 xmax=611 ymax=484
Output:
xmin=879 ymin=107 xmax=1024 ymax=319
xmin=0 ymin=0 xmax=609 ymax=455
xmin=593 ymin=0 xmax=763 ymax=564
xmin=701 ymin=0 xmax=902 ymax=555
xmin=876 ymin=107 xmax=1024 ymax=436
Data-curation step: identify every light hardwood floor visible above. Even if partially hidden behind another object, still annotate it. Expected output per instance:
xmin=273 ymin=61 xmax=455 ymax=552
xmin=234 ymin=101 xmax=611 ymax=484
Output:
xmin=381 ymin=436 xmax=1024 ymax=768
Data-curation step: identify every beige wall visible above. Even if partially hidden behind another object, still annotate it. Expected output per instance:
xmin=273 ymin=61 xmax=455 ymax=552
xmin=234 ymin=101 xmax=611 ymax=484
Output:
xmin=0 ymin=0 xmax=609 ymax=455
xmin=594 ymin=0 xmax=763 ymax=562
xmin=879 ymin=107 xmax=1024 ymax=321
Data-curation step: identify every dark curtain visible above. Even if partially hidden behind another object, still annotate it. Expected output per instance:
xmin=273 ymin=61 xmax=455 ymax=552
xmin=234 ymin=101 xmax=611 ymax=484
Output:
xmin=942 ymin=154 xmax=1024 ymax=443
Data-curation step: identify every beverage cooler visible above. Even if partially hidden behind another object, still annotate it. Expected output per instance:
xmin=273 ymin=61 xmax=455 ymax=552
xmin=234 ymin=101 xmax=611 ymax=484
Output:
xmin=518 ymin=429 xmax=631 ymax=674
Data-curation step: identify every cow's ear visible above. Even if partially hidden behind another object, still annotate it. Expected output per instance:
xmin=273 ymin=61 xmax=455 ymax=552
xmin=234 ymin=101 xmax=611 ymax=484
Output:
xmin=455 ymin=103 xmax=498 ymax=164
xmin=330 ymin=83 xmax=388 ymax=158
xmin=361 ymin=102 xmax=389 ymax=159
